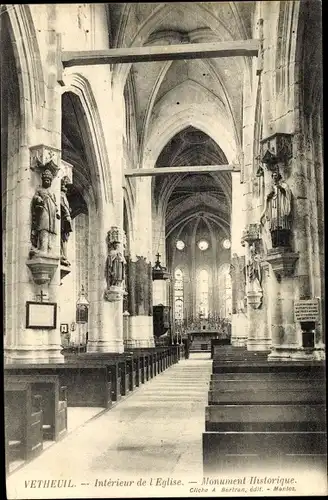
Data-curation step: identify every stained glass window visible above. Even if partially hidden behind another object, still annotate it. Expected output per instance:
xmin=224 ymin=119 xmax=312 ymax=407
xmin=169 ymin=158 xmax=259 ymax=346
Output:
xmin=197 ymin=269 xmax=209 ymax=319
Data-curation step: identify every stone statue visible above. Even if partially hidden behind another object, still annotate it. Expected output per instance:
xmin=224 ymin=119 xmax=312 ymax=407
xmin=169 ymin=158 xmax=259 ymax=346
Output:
xmin=105 ymin=242 xmax=126 ymax=288
xmin=260 ymin=171 xmax=292 ymax=248
xmin=247 ymin=243 xmax=262 ymax=293
xmin=30 ymin=169 xmax=60 ymax=256
xmin=60 ymin=176 xmax=73 ymax=266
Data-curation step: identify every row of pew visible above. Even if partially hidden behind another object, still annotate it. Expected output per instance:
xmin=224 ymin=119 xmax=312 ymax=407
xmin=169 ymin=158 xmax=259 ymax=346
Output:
xmin=203 ymin=344 xmax=327 ymax=475
xmin=5 ymin=345 xmax=182 ymax=474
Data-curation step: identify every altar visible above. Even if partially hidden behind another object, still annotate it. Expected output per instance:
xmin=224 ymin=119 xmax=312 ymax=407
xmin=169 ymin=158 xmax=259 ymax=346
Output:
xmin=186 ymin=319 xmax=231 ymax=352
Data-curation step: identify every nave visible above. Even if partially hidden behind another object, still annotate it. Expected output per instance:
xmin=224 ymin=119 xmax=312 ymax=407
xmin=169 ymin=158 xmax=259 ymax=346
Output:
xmin=6 ymin=354 xmax=212 ymax=498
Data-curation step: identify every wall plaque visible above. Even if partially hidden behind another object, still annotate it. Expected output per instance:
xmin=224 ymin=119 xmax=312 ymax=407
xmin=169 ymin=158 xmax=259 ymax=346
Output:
xmin=26 ymin=301 xmax=57 ymax=329
xmin=294 ymin=299 xmax=320 ymax=322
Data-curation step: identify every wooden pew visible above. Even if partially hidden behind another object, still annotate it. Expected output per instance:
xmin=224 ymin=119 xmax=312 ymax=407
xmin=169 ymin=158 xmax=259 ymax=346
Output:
xmin=208 ymin=388 xmax=325 ymax=405
xmin=5 ymin=380 xmax=43 ymax=470
xmin=203 ymin=403 xmax=327 ymax=472
xmin=212 ymin=361 xmax=325 ymax=375
xmin=205 ymin=404 xmax=326 ymax=432
xmin=5 ymin=364 xmax=112 ymax=409
xmin=203 ymin=430 xmax=327 ymax=473
xmin=6 ymin=374 xmax=67 ymax=441
xmin=63 ymin=352 xmax=128 ymax=402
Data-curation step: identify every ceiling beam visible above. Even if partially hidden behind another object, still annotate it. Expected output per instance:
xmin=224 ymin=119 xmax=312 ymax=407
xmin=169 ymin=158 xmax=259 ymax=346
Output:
xmin=124 ymin=165 xmax=240 ymax=177
xmin=62 ymin=39 xmax=260 ymax=67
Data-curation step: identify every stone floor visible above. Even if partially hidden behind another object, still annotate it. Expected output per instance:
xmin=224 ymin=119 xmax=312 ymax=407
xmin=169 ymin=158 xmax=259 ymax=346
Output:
xmin=6 ymin=353 xmax=213 ymax=499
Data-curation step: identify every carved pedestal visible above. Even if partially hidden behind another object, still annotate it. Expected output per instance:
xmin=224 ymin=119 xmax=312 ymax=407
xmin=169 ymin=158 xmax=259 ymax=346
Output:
xmin=104 ymin=286 xmax=125 ymax=302
xmin=266 ymin=248 xmax=299 ymax=281
xmin=26 ymin=256 xmax=59 ymax=285
xmin=247 ymin=290 xmax=263 ymax=309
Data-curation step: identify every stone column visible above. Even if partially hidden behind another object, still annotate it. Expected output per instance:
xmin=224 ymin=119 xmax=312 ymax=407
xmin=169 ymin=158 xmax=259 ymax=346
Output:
xmin=230 ymin=172 xmax=247 ymax=347
xmin=4 ymin=5 xmax=65 ymax=364
xmin=259 ymin=135 xmax=300 ymax=360
xmin=87 ymin=85 xmax=125 ymax=354
xmin=127 ymin=177 xmax=154 ymax=348
xmin=243 ymin=225 xmax=272 ymax=352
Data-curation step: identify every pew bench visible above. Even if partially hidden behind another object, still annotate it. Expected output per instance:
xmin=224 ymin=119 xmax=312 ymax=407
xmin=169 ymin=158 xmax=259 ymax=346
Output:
xmin=5 ymin=380 xmax=43 ymax=471
xmin=208 ymin=388 xmax=325 ymax=405
xmin=203 ymin=431 xmax=327 ymax=473
xmin=205 ymin=404 xmax=326 ymax=432
xmin=212 ymin=361 xmax=325 ymax=375
xmin=210 ymin=370 xmax=325 ymax=382
xmin=5 ymin=364 xmax=112 ymax=409
xmin=6 ymin=374 xmax=67 ymax=441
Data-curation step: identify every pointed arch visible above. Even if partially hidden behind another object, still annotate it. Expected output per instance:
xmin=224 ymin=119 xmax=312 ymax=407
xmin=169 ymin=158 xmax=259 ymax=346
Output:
xmin=144 ymin=107 xmax=237 ymax=170
xmin=61 ymin=73 xmax=113 ymax=209
xmin=1 ymin=4 xmax=45 ymax=137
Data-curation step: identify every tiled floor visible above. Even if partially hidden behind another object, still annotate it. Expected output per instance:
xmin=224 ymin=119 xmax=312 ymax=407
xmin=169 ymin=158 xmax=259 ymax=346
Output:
xmin=6 ymin=354 xmax=212 ymax=499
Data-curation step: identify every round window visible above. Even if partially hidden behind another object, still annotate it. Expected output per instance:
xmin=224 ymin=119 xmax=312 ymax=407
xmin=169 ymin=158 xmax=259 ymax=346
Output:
xmin=222 ymin=239 xmax=231 ymax=249
xmin=197 ymin=240 xmax=209 ymax=251
xmin=176 ymin=240 xmax=185 ymax=250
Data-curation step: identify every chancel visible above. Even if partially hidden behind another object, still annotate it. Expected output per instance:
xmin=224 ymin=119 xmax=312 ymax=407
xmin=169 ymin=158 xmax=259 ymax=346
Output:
xmin=2 ymin=2 xmax=326 ymax=498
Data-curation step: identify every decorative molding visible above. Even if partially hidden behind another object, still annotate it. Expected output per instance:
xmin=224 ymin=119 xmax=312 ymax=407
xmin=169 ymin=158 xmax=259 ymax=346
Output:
xmin=265 ymin=248 xmax=299 ymax=280
xmin=26 ymin=255 xmax=59 ymax=285
xmin=260 ymin=133 xmax=293 ymax=168
xmin=30 ymin=145 xmax=61 ymax=176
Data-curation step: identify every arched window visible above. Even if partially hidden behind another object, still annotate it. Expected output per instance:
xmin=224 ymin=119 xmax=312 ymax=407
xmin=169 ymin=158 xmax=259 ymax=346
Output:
xmin=174 ymin=268 xmax=184 ymax=320
xmin=197 ymin=269 xmax=209 ymax=319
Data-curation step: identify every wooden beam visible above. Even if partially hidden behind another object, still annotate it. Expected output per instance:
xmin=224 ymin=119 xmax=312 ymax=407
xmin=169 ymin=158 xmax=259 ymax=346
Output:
xmin=124 ymin=165 xmax=240 ymax=177
xmin=62 ymin=39 xmax=260 ymax=67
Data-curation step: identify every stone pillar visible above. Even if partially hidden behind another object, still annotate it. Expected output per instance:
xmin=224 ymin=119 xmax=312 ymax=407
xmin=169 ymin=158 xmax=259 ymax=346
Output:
xmin=288 ymin=129 xmax=324 ymax=360
xmin=4 ymin=5 xmax=65 ymax=364
xmin=87 ymin=222 xmax=125 ymax=354
xmin=243 ymin=224 xmax=272 ymax=351
xmin=127 ymin=177 xmax=154 ymax=348
xmin=230 ymin=172 xmax=247 ymax=346
xmin=87 ymin=82 xmax=125 ymax=354
xmin=259 ymin=134 xmax=300 ymax=360
xmin=5 ymin=146 xmax=64 ymax=364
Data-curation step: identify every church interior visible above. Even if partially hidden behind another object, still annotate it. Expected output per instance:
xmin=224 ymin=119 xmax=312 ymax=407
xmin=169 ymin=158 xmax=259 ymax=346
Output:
xmin=2 ymin=2 xmax=326 ymax=497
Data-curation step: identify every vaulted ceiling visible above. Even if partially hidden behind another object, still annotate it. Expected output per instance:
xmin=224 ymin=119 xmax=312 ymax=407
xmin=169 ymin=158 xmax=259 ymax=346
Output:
xmin=110 ymin=2 xmax=256 ymax=162
xmin=153 ymin=126 xmax=231 ymax=238
xmin=110 ymin=2 xmax=256 ymax=241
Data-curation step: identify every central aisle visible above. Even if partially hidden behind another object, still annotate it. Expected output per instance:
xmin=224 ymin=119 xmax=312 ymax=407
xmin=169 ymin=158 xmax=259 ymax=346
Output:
xmin=7 ymin=353 xmax=212 ymax=499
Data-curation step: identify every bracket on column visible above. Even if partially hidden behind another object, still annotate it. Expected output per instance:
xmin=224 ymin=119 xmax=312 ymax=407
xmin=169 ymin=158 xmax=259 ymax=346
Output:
xmin=265 ymin=248 xmax=299 ymax=281
xmin=30 ymin=144 xmax=61 ymax=176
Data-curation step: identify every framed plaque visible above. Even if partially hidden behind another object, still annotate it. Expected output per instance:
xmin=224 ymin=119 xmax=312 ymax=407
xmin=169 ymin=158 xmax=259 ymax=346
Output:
xmin=60 ymin=323 xmax=69 ymax=333
xmin=26 ymin=301 xmax=57 ymax=329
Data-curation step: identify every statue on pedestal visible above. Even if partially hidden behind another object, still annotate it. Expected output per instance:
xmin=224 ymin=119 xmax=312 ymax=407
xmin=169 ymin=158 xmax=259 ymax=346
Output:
xmin=246 ymin=243 xmax=263 ymax=309
xmin=60 ymin=176 xmax=73 ymax=266
xmin=260 ymin=171 xmax=292 ymax=248
xmin=247 ymin=243 xmax=262 ymax=292
xmin=30 ymin=169 xmax=60 ymax=257
xmin=105 ymin=242 xmax=125 ymax=288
